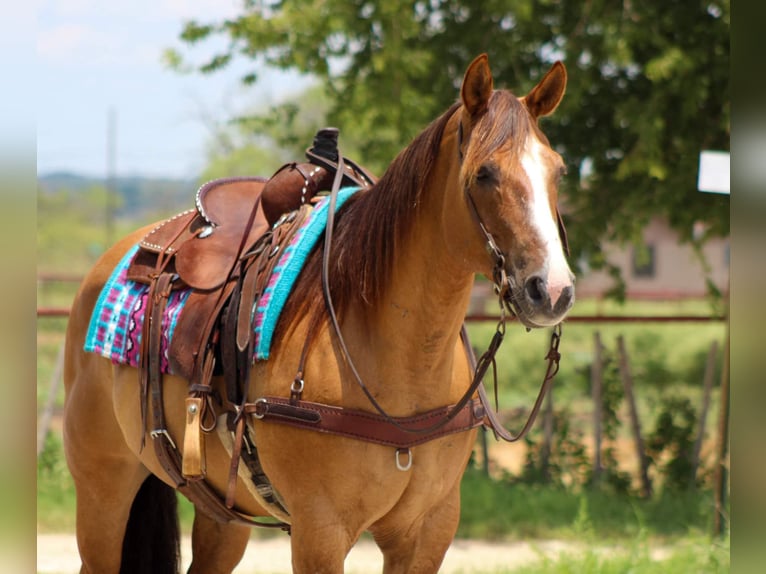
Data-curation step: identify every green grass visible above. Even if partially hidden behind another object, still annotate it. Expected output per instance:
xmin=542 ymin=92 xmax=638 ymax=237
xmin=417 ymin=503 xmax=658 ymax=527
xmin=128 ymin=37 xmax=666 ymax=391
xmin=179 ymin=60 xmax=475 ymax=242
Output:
xmin=457 ymin=466 xmax=719 ymax=542
xmin=37 ymin=433 xmax=77 ymax=532
xmin=465 ymin=308 xmax=725 ymax=401
xmin=482 ymin=536 xmax=729 ymax=573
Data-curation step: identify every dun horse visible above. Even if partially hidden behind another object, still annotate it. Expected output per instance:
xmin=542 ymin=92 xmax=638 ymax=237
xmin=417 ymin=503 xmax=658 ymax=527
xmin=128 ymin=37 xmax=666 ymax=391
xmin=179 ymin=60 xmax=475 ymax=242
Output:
xmin=64 ymin=55 xmax=574 ymax=573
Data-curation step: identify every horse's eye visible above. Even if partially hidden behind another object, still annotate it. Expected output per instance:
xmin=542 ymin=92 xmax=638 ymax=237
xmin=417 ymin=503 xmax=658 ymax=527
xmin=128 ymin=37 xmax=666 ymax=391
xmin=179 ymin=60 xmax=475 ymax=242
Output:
xmin=476 ymin=164 xmax=497 ymax=185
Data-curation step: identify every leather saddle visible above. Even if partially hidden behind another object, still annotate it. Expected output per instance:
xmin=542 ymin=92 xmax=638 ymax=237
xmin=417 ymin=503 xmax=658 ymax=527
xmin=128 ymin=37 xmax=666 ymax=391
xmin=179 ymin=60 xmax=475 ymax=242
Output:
xmin=127 ymin=128 xmax=376 ymax=382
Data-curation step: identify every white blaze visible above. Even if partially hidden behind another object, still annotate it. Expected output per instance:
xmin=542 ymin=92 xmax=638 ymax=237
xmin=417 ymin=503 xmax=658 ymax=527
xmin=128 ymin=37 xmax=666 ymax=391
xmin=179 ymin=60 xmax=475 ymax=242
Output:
xmin=520 ymin=137 xmax=572 ymax=304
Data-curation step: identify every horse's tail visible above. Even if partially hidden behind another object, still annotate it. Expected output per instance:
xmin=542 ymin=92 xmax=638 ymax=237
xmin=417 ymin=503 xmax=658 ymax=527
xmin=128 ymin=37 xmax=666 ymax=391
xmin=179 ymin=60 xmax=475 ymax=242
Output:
xmin=120 ymin=474 xmax=180 ymax=574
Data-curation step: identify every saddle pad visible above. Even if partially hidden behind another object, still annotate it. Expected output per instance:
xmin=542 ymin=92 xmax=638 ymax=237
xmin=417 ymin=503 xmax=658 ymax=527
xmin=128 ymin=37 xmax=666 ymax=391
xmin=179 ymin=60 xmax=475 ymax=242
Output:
xmin=253 ymin=185 xmax=359 ymax=359
xmin=84 ymin=244 xmax=190 ymax=373
xmin=84 ymin=187 xmax=360 ymax=371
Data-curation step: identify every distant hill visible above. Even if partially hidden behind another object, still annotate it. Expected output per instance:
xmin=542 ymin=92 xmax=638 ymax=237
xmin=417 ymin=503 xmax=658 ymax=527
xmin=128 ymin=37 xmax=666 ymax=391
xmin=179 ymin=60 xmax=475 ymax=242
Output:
xmin=38 ymin=171 xmax=199 ymax=221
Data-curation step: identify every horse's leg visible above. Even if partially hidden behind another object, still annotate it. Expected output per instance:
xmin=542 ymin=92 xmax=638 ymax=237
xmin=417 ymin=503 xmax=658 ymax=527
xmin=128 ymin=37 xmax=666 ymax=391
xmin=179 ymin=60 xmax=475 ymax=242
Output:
xmin=372 ymin=481 xmax=463 ymax=574
xmin=289 ymin=516 xmax=358 ymax=574
xmin=187 ymin=510 xmax=251 ymax=574
xmin=64 ymin=371 xmax=151 ymax=573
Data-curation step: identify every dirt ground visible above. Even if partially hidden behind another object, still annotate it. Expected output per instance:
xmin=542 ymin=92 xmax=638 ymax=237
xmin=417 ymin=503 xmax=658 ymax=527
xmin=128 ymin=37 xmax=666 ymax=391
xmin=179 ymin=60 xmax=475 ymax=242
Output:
xmin=36 ymin=533 xmax=597 ymax=573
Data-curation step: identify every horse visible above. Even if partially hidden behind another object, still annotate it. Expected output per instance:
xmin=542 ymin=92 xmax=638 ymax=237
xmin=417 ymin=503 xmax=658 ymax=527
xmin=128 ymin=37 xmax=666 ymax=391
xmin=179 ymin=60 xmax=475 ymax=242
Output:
xmin=63 ymin=53 xmax=574 ymax=573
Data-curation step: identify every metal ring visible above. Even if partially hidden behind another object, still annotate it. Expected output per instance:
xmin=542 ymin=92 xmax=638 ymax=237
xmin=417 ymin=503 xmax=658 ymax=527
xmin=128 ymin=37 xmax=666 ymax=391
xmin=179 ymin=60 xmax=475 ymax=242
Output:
xmin=251 ymin=398 xmax=268 ymax=420
xmin=395 ymin=448 xmax=413 ymax=472
xmin=290 ymin=378 xmax=305 ymax=394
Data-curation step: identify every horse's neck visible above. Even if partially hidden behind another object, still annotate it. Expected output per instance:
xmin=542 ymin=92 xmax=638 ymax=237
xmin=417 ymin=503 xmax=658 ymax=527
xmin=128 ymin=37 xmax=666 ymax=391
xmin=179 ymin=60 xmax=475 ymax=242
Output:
xmin=344 ymin=145 xmax=478 ymax=411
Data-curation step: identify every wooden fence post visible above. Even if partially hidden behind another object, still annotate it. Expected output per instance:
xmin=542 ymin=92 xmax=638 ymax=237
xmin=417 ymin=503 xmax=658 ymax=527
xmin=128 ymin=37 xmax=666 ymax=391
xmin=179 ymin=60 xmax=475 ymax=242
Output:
xmin=37 ymin=343 xmax=65 ymax=457
xmin=691 ymin=340 xmax=719 ymax=488
xmin=479 ymin=427 xmax=490 ymax=477
xmin=591 ymin=331 xmax=603 ymax=487
xmin=713 ymin=329 xmax=730 ymax=538
xmin=616 ymin=335 xmax=652 ymax=498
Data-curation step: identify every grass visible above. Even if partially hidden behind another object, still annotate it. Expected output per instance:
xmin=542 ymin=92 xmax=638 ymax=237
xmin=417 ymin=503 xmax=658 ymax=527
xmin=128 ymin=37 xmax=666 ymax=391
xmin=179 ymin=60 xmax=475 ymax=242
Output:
xmin=456 ymin=466 xmax=719 ymax=542
xmin=37 ymin=433 xmax=77 ymax=533
xmin=483 ymin=536 xmax=730 ymax=573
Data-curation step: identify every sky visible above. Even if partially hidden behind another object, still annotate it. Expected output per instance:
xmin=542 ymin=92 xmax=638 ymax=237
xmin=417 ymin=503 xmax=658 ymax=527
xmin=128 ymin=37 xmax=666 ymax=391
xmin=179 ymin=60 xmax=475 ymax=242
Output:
xmin=37 ymin=0 xmax=311 ymax=179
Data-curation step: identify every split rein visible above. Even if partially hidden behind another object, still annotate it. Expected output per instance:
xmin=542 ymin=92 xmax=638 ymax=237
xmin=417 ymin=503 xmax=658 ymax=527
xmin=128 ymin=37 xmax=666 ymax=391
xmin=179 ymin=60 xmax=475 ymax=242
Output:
xmin=253 ymin=148 xmax=564 ymax=453
xmin=464 ymin=190 xmax=563 ymax=443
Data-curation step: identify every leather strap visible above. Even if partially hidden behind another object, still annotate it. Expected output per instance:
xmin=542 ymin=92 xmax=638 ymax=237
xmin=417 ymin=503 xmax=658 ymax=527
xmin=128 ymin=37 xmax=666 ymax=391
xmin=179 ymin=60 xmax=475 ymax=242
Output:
xmin=142 ymin=271 xmax=289 ymax=529
xmin=305 ymin=147 xmax=377 ymax=189
xmin=221 ymin=206 xmax=312 ymax=509
xmin=315 ymin=152 xmax=493 ymax=439
xmin=299 ymin=121 xmax=564 ymax=446
xmin=250 ymin=397 xmax=485 ymax=449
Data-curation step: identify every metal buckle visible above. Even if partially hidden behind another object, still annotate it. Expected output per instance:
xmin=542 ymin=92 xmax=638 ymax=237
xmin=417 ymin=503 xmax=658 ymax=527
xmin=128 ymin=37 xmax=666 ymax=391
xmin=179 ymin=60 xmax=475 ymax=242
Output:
xmin=395 ymin=448 xmax=413 ymax=471
xmin=149 ymin=429 xmax=177 ymax=450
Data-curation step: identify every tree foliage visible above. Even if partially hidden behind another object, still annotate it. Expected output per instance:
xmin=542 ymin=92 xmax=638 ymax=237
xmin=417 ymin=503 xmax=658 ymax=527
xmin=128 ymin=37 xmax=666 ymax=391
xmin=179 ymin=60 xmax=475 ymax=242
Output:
xmin=167 ymin=0 xmax=729 ymax=285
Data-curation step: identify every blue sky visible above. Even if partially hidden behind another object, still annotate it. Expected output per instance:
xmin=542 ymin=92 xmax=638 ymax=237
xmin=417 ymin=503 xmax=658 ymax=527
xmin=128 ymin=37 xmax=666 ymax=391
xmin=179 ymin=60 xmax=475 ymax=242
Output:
xmin=37 ymin=0 xmax=310 ymax=179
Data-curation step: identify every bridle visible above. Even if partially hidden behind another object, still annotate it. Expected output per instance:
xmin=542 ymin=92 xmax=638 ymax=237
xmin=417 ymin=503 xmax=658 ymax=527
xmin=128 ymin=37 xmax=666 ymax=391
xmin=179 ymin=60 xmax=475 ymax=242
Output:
xmin=310 ymin=109 xmax=565 ymax=444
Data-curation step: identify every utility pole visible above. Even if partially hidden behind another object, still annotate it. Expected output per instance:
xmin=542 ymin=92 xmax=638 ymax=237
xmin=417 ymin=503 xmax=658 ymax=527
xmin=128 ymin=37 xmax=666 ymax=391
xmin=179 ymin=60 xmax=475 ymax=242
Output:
xmin=106 ymin=107 xmax=117 ymax=248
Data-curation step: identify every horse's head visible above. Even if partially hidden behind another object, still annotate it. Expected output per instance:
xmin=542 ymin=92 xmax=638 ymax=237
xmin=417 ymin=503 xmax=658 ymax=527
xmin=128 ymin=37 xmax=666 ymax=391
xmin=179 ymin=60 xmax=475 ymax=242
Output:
xmin=457 ymin=54 xmax=575 ymax=328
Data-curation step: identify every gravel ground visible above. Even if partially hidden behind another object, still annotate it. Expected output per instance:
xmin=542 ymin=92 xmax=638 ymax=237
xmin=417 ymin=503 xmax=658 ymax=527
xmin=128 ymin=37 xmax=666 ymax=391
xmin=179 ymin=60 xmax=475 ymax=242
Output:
xmin=37 ymin=533 xmax=582 ymax=573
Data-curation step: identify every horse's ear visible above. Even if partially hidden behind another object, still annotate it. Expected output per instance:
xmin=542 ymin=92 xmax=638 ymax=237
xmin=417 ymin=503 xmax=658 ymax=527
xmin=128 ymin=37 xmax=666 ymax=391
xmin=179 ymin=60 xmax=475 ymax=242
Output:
xmin=522 ymin=61 xmax=567 ymax=119
xmin=461 ymin=54 xmax=494 ymax=117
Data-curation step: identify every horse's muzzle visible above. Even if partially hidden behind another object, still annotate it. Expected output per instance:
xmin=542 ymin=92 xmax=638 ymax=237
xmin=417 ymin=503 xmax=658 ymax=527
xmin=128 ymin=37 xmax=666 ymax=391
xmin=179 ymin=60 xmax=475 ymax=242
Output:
xmin=517 ymin=273 xmax=575 ymax=327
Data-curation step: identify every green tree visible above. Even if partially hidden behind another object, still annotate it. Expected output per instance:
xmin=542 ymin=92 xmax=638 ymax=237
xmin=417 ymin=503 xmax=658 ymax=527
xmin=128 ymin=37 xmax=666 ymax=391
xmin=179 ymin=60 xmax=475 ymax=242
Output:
xmin=198 ymin=83 xmax=381 ymax=179
xmin=166 ymin=0 xmax=729 ymax=289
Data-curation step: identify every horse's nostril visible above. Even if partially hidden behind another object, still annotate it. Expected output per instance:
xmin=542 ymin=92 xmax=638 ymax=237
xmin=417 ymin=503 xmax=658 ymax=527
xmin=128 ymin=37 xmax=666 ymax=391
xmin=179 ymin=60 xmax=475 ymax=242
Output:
xmin=555 ymin=285 xmax=574 ymax=313
xmin=524 ymin=276 xmax=546 ymax=304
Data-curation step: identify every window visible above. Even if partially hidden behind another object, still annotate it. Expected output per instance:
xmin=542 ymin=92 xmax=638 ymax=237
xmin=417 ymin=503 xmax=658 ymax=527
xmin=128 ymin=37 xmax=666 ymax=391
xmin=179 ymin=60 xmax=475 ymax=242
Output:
xmin=632 ymin=244 xmax=655 ymax=278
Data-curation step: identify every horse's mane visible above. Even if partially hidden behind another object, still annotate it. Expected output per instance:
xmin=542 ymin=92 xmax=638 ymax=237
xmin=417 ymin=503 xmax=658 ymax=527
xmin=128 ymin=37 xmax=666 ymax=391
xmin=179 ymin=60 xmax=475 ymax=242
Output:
xmin=273 ymin=90 xmax=532 ymax=346
xmin=272 ymin=101 xmax=461 ymax=343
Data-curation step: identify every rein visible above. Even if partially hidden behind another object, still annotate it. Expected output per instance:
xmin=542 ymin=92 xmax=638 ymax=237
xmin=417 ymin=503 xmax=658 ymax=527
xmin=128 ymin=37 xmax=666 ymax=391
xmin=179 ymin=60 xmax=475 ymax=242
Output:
xmin=287 ymin=123 xmax=564 ymax=444
xmin=318 ymin=155 xmax=487 ymax=437
xmin=252 ymin=116 xmax=566 ymax=484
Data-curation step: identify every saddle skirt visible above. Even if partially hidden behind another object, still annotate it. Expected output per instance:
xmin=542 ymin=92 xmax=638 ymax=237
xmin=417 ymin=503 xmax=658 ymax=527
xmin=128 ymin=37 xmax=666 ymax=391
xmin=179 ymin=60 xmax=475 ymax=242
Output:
xmin=84 ymin=186 xmax=361 ymax=373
